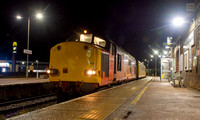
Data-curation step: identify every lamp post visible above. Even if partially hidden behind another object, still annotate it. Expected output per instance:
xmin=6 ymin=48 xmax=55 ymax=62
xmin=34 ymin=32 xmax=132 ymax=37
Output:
xmin=145 ymin=59 xmax=150 ymax=76
xmin=36 ymin=60 xmax=39 ymax=79
xmin=17 ymin=13 xmax=43 ymax=79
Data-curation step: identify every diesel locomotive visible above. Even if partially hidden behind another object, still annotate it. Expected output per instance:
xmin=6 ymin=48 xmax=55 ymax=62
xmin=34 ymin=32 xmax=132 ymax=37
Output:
xmin=47 ymin=33 xmax=146 ymax=93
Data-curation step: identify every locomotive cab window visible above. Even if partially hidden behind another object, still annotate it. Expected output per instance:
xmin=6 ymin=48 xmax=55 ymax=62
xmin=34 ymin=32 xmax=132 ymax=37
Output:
xmin=94 ymin=37 xmax=106 ymax=47
xmin=80 ymin=34 xmax=93 ymax=43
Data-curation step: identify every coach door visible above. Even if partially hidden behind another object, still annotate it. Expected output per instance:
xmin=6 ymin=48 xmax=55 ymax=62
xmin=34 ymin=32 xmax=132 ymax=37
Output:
xmin=110 ymin=43 xmax=116 ymax=80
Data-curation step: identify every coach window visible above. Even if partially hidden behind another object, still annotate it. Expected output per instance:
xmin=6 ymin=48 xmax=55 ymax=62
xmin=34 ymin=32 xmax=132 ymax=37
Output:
xmin=80 ymin=34 xmax=93 ymax=43
xmin=94 ymin=37 xmax=106 ymax=47
xmin=117 ymin=54 xmax=122 ymax=71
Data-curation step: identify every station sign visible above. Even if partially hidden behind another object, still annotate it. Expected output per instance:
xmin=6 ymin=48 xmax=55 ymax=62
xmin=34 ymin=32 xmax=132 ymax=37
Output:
xmin=0 ymin=62 xmax=9 ymax=67
xmin=23 ymin=49 xmax=32 ymax=55
xmin=167 ymin=37 xmax=172 ymax=45
xmin=13 ymin=41 xmax=17 ymax=54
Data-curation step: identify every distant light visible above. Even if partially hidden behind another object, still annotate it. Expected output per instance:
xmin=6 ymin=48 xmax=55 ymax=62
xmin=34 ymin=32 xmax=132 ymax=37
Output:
xmin=36 ymin=60 xmax=38 ymax=63
xmin=22 ymin=62 xmax=25 ymax=65
xmin=2 ymin=68 xmax=6 ymax=72
xmin=36 ymin=13 xmax=43 ymax=19
xmin=154 ymin=50 xmax=159 ymax=55
xmin=145 ymin=59 xmax=147 ymax=61
xmin=16 ymin=15 xmax=22 ymax=19
xmin=151 ymin=55 xmax=154 ymax=58
xmin=162 ymin=55 xmax=166 ymax=58
xmin=163 ymin=51 xmax=168 ymax=55
xmin=172 ymin=17 xmax=185 ymax=27
xmin=84 ymin=30 xmax=87 ymax=34
xmin=166 ymin=46 xmax=170 ymax=49
xmin=159 ymin=55 xmax=161 ymax=57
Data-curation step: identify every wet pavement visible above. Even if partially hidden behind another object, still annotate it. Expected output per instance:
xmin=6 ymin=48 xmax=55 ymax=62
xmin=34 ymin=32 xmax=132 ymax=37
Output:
xmin=105 ymin=77 xmax=200 ymax=120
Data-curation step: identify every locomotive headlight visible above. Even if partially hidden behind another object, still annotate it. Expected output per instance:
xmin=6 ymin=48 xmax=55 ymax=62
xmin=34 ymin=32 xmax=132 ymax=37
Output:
xmin=85 ymin=70 xmax=96 ymax=76
xmin=46 ymin=69 xmax=58 ymax=75
xmin=47 ymin=69 xmax=51 ymax=74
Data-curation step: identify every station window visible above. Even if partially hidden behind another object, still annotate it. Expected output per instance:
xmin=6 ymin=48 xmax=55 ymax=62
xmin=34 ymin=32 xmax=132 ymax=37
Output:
xmin=80 ymin=34 xmax=92 ymax=43
xmin=188 ymin=48 xmax=192 ymax=70
xmin=94 ymin=37 xmax=106 ymax=47
xmin=117 ymin=54 xmax=122 ymax=71
xmin=184 ymin=50 xmax=188 ymax=70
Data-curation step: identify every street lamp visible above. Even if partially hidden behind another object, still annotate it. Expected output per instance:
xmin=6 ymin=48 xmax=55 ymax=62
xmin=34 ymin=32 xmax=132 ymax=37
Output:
xmin=16 ymin=13 xmax=43 ymax=79
xmin=36 ymin=60 xmax=39 ymax=79
xmin=153 ymin=50 xmax=159 ymax=76
xmin=144 ymin=59 xmax=150 ymax=76
xmin=172 ymin=17 xmax=185 ymax=27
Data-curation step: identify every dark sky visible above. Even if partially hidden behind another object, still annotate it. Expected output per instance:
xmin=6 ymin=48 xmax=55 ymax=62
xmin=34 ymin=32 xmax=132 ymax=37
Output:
xmin=0 ymin=0 xmax=194 ymax=62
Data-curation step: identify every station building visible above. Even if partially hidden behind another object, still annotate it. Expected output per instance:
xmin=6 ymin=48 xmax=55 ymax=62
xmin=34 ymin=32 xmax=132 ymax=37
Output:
xmin=172 ymin=0 xmax=200 ymax=89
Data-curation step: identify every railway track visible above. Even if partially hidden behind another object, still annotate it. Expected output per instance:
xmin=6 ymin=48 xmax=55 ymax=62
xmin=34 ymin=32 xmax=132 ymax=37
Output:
xmin=0 ymin=93 xmax=57 ymax=119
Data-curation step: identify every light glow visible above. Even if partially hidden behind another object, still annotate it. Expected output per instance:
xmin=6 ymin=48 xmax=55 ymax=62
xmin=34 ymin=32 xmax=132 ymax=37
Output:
xmin=16 ymin=15 xmax=22 ymax=19
xmin=166 ymin=46 xmax=170 ymax=49
xmin=163 ymin=51 xmax=168 ymax=55
xmin=84 ymin=30 xmax=87 ymax=33
xmin=2 ymin=68 xmax=6 ymax=72
xmin=85 ymin=70 xmax=96 ymax=76
xmin=172 ymin=17 xmax=185 ymax=27
xmin=154 ymin=50 xmax=159 ymax=55
xmin=87 ymin=70 xmax=93 ymax=75
xmin=47 ymin=69 xmax=51 ymax=74
xmin=36 ymin=13 xmax=43 ymax=19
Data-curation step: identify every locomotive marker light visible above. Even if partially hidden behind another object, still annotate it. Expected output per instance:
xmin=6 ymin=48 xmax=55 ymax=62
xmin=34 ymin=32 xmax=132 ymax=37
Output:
xmin=16 ymin=13 xmax=43 ymax=79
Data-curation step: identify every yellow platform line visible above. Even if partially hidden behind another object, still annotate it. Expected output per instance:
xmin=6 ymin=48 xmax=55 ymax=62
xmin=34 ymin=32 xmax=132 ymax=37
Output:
xmin=130 ymin=81 xmax=151 ymax=105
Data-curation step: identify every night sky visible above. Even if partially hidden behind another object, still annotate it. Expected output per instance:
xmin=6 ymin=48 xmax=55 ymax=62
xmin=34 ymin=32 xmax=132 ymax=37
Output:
xmin=0 ymin=0 xmax=194 ymax=62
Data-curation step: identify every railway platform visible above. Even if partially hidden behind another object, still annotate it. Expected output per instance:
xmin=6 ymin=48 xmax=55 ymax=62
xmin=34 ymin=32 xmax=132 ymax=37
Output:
xmin=0 ymin=78 xmax=51 ymax=102
xmin=0 ymin=78 xmax=49 ymax=87
xmin=8 ymin=77 xmax=200 ymax=120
